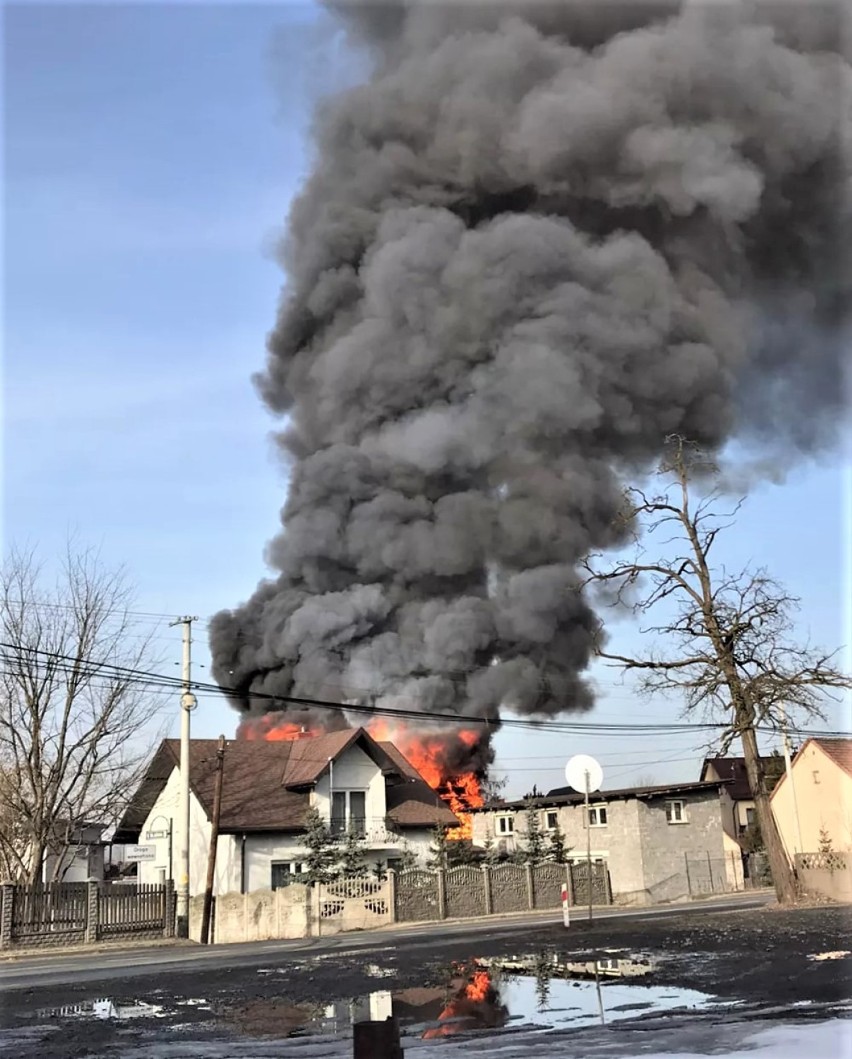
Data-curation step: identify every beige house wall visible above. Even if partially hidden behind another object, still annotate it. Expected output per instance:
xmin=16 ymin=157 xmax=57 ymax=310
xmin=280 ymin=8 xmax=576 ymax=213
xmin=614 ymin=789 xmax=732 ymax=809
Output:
xmin=771 ymin=743 xmax=852 ymax=855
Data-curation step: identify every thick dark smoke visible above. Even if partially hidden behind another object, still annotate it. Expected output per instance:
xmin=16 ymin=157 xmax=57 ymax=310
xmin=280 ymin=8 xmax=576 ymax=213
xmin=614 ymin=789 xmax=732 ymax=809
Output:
xmin=211 ymin=0 xmax=850 ymax=754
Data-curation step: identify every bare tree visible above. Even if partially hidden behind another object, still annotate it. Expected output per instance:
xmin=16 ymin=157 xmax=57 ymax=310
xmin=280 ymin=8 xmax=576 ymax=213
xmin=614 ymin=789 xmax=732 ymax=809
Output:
xmin=584 ymin=438 xmax=850 ymax=904
xmin=0 ymin=543 xmax=165 ymax=884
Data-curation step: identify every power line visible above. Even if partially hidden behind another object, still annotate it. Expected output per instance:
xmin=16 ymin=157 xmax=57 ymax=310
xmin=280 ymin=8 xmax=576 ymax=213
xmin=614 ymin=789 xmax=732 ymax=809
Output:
xmin=2 ymin=642 xmax=850 ymax=742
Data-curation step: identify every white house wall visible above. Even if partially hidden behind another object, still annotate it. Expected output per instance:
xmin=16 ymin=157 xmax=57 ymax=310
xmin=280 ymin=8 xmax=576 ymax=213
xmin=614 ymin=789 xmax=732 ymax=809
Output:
xmin=137 ymin=766 xmax=240 ymax=896
xmin=312 ymin=743 xmax=387 ymax=821
xmin=244 ymin=827 xmax=434 ymax=891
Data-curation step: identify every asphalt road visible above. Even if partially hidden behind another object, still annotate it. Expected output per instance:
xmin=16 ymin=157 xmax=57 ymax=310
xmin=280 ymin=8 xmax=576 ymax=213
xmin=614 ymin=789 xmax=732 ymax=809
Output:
xmin=1 ymin=895 xmax=848 ymax=1059
xmin=0 ymin=892 xmax=771 ymax=991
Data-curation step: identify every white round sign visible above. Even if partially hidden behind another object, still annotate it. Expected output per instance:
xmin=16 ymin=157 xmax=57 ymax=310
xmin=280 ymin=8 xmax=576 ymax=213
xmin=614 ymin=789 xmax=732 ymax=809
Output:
xmin=564 ymin=754 xmax=603 ymax=795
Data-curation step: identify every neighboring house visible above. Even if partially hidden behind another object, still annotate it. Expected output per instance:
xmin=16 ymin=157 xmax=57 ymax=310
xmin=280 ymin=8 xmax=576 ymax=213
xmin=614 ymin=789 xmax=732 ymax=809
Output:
xmin=115 ymin=728 xmax=457 ymax=895
xmin=471 ymin=780 xmax=734 ymax=904
xmin=770 ymin=737 xmax=852 ymax=856
xmin=700 ymin=754 xmax=786 ymax=840
xmin=42 ymin=822 xmax=107 ymax=883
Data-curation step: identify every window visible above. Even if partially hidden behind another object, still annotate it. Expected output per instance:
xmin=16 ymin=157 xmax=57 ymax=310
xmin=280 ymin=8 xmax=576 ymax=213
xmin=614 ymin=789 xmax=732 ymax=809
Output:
xmin=665 ymin=800 xmax=687 ymax=824
xmin=812 ymin=770 xmax=821 ymax=785
xmin=330 ymin=790 xmax=367 ymax=835
xmin=586 ymin=805 xmax=608 ymax=827
xmin=545 ymin=811 xmax=559 ymax=831
xmin=745 ymin=807 xmax=755 ymax=829
xmin=497 ymin=815 xmax=514 ymax=835
xmin=271 ymin=862 xmax=305 ymax=889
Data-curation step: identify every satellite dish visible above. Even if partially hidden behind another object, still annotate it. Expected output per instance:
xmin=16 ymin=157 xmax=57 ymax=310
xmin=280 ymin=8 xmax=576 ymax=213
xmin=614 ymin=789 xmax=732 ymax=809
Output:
xmin=565 ymin=754 xmax=603 ymax=795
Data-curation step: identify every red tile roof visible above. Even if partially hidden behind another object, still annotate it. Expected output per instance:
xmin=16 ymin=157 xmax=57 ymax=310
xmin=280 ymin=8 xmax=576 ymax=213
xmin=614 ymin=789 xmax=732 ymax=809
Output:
xmin=115 ymin=728 xmax=457 ymax=840
xmin=812 ymin=738 xmax=852 ymax=778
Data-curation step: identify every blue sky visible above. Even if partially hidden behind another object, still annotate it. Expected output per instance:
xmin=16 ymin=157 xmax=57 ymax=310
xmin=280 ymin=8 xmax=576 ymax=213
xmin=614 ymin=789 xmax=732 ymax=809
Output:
xmin=4 ymin=3 xmax=850 ymax=798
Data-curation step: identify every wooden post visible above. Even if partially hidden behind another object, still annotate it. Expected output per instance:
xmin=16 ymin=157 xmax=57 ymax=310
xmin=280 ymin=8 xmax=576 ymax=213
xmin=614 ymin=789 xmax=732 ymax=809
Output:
xmin=353 ymin=1017 xmax=404 ymax=1058
xmin=200 ymin=735 xmax=226 ymax=945
xmin=706 ymin=850 xmax=714 ymax=892
xmin=684 ymin=851 xmax=692 ymax=896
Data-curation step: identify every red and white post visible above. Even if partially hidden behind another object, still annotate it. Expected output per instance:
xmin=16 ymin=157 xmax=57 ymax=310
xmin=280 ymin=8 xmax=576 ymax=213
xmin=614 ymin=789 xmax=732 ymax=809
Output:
xmin=561 ymin=883 xmax=571 ymax=928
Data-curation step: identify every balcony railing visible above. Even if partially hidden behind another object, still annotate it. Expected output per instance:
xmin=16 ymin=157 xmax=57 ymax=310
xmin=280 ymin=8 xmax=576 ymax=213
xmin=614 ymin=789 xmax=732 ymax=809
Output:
xmin=328 ymin=817 xmax=403 ymax=846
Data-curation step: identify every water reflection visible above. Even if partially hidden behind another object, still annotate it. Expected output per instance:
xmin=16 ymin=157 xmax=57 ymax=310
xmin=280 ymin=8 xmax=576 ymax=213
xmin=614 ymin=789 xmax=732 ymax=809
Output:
xmin=31 ymin=950 xmax=712 ymax=1042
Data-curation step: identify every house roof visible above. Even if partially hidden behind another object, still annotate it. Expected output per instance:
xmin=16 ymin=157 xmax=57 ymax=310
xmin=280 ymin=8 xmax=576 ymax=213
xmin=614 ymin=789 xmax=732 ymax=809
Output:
xmin=701 ymin=753 xmax=788 ymax=801
xmin=810 ymin=737 xmax=852 ymax=778
xmin=770 ymin=737 xmax=852 ymax=802
xmin=700 ymin=757 xmax=754 ymax=801
xmin=115 ymin=728 xmax=457 ymax=841
xmin=473 ymin=779 xmax=727 ymax=814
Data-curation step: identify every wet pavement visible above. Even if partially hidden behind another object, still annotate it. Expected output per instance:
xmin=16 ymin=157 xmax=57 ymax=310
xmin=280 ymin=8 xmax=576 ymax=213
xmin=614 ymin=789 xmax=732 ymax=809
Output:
xmin=0 ymin=902 xmax=849 ymax=1057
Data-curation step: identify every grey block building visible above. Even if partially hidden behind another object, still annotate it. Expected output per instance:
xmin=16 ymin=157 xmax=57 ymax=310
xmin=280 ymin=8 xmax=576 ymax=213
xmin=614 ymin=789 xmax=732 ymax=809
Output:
xmin=471 ymin=780 xmax=735 ymax=904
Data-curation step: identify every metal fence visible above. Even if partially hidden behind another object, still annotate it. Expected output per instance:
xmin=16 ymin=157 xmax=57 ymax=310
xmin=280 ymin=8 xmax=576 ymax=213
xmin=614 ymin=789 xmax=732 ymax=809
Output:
xmin=0 ymin=880 xmax=174 ymax=949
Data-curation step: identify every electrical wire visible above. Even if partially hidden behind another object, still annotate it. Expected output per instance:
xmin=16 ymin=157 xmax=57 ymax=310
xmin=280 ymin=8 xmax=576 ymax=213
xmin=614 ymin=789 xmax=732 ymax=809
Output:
xmin=2 ymin=642 xmax=849 ymax=742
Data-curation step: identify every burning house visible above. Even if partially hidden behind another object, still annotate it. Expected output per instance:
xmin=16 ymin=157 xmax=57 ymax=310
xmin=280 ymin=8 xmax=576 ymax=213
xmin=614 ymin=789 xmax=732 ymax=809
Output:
xmin=209 ymin=2 xmax=849 ymax=817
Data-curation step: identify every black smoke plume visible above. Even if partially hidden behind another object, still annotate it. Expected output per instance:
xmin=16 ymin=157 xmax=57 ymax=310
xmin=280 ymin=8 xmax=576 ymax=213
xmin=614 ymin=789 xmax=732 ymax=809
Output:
xmin=210 ymin=1 xmax=849 ymax=752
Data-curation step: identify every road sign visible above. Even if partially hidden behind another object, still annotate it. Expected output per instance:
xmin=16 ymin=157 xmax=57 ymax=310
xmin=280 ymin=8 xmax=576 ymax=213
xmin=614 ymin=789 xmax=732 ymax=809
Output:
xmin=565 ymin=754 xmax=603 ymax=795
xmin=126 ymin=844 xmax=157 ymax=862
xmin=145 ymin=830 xmax=169 ymax=840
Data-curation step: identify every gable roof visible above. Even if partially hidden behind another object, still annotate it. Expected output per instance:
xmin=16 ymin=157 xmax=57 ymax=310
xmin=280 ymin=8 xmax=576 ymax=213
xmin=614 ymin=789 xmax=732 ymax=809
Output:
xmin=115 ymin=727 xmax=457 ymax=841
xmin=700 ymin=755 xmax=788 ymax=800
xmin=474 ymin=779 xmax=726 ymax=814
xmin=770 ymin=737 xmax=852 ymax=802
xmin=811 ymin=737 xmax=852 ymax=778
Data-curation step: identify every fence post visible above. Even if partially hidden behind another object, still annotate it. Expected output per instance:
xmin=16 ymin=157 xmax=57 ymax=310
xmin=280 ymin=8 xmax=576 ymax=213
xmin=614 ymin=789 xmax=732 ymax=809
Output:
xmin=0 ymin=883 xmax=13 ymax=948
xmin=482 ymin=865 xmax=492 ymax=915
xmin=565 ymin=863 xmax=574 ymax=906
xmin=525 ymin=863 xmax=534 ymax=910
xmin=163 ymin=880 xmax=175 ymax=938
xmin=684 ymin=852 xmax=692 ymax=897
xmin=85 ymin=879 xmax=99 ymax=944
xmin=437 ymin=870 xmax=447 ymax=920
xmin=387 ymin=870 xmax=397 ymax=924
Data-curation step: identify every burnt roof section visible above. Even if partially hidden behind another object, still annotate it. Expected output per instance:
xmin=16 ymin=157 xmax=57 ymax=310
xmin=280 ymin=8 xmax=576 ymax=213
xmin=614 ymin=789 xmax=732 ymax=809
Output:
xmin=473 ymin=779 xmax=727 ymax=814
xmin=115 ymin=728 xmax=458 ymax=841
xmin=379 ymin=741 xmax=459 ymax=828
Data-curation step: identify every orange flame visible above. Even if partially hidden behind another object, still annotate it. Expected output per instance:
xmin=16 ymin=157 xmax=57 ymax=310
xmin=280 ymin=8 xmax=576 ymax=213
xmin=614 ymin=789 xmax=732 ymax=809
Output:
xmin=242 ymin=715 xmax=484 ymax=839
xmin=423 ymin=967 xmax=494 ymax=1038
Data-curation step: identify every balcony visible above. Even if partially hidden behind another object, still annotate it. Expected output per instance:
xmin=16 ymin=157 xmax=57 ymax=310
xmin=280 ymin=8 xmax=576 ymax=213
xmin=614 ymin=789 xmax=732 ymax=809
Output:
xmin=328 ymin=817 xmax=404 ymax=847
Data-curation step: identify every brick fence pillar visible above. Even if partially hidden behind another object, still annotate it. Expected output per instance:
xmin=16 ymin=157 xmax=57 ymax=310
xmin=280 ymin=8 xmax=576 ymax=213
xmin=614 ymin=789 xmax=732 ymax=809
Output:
xmin=481 ymin=866 xmax=492 ymax=915
xmin=163 ymin=879 xmax=175 ymax=938
xmin=0 ymin=883 xmax=13 ymax=948
xmin=85 ymin=879 xmax=99 ymax=944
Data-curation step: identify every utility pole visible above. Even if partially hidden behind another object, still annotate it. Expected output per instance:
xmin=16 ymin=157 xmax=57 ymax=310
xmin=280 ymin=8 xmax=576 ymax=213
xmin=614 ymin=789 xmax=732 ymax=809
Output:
xmin=779 ymin=706 xmax=804 ymax=856
xmin=169 ymin=615 xmax=198 ymax=938
xmin=585 ymin=769 xmax=593 ymax=924
xmin=200 ymin=735 xmax=226 ymax=945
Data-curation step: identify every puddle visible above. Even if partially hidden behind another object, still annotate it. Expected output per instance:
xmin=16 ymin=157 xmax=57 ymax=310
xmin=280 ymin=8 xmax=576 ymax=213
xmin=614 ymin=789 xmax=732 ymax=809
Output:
xmin=33 ymin=997 xmax=211 ymax=1022
xmin=234 ymin=951 xmax=713 ymax=1041
xmin=28 ymin=952 xmax=716 ymax=1043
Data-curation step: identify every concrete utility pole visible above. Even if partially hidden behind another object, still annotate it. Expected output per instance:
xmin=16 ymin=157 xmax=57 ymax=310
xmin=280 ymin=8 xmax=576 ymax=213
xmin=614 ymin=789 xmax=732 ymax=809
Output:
xmin=779 ymin=706 xmax=804 ymax=856
xmin=170 ymin=615 xmax=198 ymax=938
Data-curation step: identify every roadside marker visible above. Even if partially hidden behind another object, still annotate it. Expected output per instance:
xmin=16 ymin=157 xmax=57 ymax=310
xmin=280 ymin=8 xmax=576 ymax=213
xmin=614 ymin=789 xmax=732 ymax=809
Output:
xmin=561 ymin=883 xmax=571 ymax=928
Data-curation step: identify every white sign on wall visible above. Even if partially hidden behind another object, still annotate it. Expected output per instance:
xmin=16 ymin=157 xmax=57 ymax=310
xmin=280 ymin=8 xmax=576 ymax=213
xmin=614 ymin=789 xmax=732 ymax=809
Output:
xmin=126 ymin=844 xmax=157 ymax=862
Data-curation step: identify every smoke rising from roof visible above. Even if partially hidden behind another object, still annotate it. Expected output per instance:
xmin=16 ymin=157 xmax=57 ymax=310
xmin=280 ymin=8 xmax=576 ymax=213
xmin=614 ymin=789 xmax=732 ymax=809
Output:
xmin=210 ymin=0 xmax=849 ymax=754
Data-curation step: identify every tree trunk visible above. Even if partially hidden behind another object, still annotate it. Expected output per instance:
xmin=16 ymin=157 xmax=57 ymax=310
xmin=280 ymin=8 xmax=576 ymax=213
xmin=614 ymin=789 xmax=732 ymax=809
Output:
xmin=740 ymin=723 xmax=798 ymax=904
